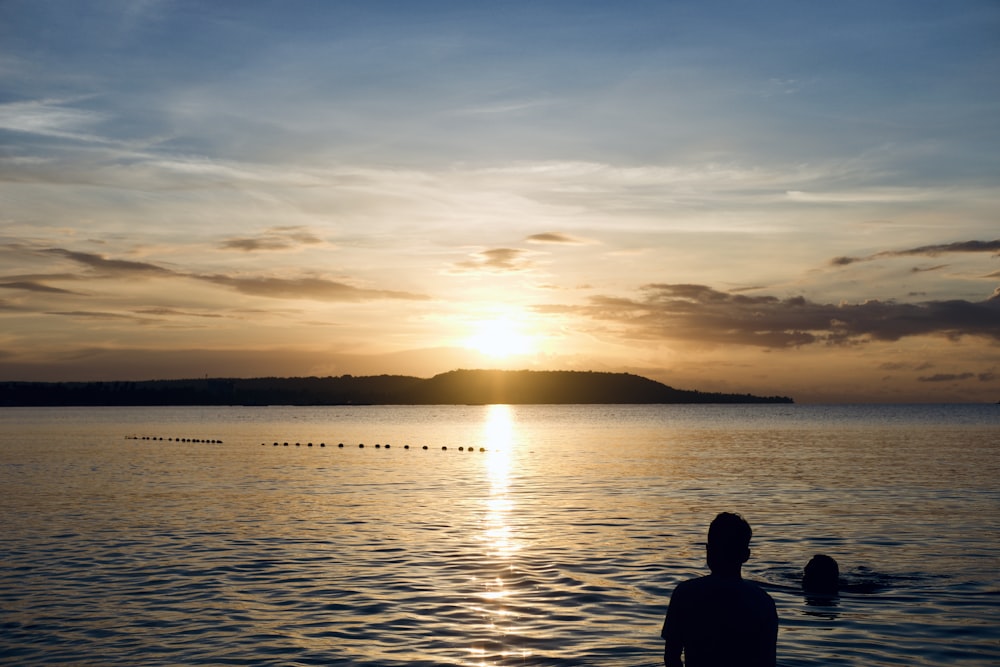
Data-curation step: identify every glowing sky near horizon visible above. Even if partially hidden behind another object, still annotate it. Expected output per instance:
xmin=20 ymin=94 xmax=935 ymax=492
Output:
xmin=1 ymin=0 xmax=998 ymax=402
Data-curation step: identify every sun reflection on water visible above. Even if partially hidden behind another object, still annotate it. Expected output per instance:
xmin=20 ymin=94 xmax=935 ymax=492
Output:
xmin=466 ymin=405 xmax=533 ymax=665
xmin=482 ymin=404 xmax=516 ymax=559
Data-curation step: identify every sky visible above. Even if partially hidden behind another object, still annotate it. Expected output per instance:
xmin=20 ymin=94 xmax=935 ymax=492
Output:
xmin=1 ymin=0 xmax=998 ymax=403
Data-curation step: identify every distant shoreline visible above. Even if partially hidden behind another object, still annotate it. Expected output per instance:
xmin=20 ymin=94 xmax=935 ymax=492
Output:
xmin=0 ymin=369 xmax=793 ymax=406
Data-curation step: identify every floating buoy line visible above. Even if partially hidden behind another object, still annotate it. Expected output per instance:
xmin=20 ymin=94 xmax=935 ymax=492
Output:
xmin=259 ymin=441 xmax=490 ymax=452
xmin=125 ymin=435 xmax=223 ymax=443
xmin=123 ymin=435 xmax=495 ymax=452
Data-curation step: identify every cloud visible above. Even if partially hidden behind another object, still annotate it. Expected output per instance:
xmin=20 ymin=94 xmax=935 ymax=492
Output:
xmin=451 ymin=248 xmax=535 ymax=274
xmin=200 ymin=275 xmax=428 ymax=302
xmin=42 ymin=248 xmax=177 ymax=277
xmin=133 ymin=308 xmax=225 ymax=319
xmin=786 ymin=188 xmax=934 ymax=204
xmin=832 ymin=239 xmax=1000 ymax=266
xmin=18 ymin=245 xmax=428 ymax=302
xmin=525 ymin=232 xmax=591 ymax=245
xmin=546 ymin=283 xmax=1000 ymax=348
xmin=878 ymin=361 xmax=933 ymax=372
xmin=220 ymin=226 xmax=325 ymax=252
xmin=45 ymin=310 xmax=157 ymax=325
xmin=917 ymin=372 xmax=981 ymax=383
xmin=0 ymin=281 xmax=79 ymax=294
xmin=0 ymin=99 xmax=110 ymax=144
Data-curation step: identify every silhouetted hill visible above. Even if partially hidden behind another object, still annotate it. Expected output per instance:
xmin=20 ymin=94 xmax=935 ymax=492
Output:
xmin=0 ymin=370 xmax=793 ymax=406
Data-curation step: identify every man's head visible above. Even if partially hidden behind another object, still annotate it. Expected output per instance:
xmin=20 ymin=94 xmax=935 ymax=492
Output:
xmin=706 ymin=512 xmax=752 ymax=573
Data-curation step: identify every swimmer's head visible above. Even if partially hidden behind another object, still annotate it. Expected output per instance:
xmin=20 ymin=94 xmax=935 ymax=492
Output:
xmin=803 ymin=554 xmax=840 ymax=595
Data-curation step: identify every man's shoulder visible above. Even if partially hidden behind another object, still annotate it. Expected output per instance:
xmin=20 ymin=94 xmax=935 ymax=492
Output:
xmin=676 ymin=575 xmax=775 ymax=601
xmin=673 ymin=575 xmax=713 ymax=594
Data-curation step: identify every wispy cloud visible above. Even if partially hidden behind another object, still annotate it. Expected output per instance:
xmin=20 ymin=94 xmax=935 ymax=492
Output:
xmin=45 ymin=310 xmax=158 ymax=325
xmin=12 ymin=245 xmax=428 ymax=302
xmin=450 ymin=248 xmax=536 ymax=274
xmin=201 ymin=275 xmax=428 ymax=302
xmin=42 ymin=248 xmax=177 ymax=277
xmin=0 ymin=281 xmax=79 ymax=294
xmin=132 ymin=307 xmax=225 ymax=319
xmin=544 ymin=283 xmax=1000 ymax=348
xmin=0 ymin=99 xmax=109 ymax=144
xmin=525 ymin=232 xmax=592 ymax=245
xmin=918 ymin=372 xmax=995 ymax=383
xmin=832 ymin=240 xmax=1000 ymax=266
xmin=786 ymin=188 xmax=936 ymax=204
xmin=220 ymin=226 xmax=325 ymax=252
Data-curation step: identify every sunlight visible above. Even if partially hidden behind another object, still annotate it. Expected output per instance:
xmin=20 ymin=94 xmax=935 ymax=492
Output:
xmin=465 ymin=317 xmax=535 ymax=358
xmin=482 ymin=404 xmax=516 ymax=559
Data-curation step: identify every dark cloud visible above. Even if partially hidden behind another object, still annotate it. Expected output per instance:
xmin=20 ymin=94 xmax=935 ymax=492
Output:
xmin=24 ymin=245 xmax=427 ymax=302
xmin=878 ymin=361 xmax=933 ymax=371
xmin=45 ymin=310 xmax=157 ymax=324
xmin=133 ymin=308 xmax=225 ymax=319
xmin=525 ymin=232 xmax=589 ymax=245
xmin=892 ymin=240 xmax=1000 ymax=257
xmin=42 ymin=248 xmax=178 ymax=277
xmin=452 ymin=248 xmax=534 ymax=273
xmin=910 ymin=264 xmax=948 ymax=273
xmin=201 ymin=275 xmax=428 ymax=301
xmin=918 ymin=372 xmax=975 ymax=383
xmin=0 ymin=281 xmax=79 ymax=294
xmin=832 ymin=239 xmax=1000 ymax=266
xmin=220 ymin=226 xmax=324 ymax=252
xmin=547 ymin=283 xmax=1000 ymax=348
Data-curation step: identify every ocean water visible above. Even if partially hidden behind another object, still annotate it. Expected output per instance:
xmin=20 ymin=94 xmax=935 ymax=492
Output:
xmin=0 ymin=404 xmax=997 ymax=666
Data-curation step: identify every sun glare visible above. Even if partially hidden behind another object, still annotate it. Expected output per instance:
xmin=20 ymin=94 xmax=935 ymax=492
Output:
xmin=465 ymin=317 xmax=534 ymax=358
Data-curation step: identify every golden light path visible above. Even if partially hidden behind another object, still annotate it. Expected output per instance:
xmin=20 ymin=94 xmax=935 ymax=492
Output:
xmin=468 ymin=404 xmax=532 ymax=665
xmin=483 ymin=404 xmax=515 ymax=559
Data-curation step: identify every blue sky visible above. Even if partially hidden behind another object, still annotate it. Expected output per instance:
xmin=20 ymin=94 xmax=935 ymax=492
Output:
xmin=1 ymin=0 xmax=998 ymax=401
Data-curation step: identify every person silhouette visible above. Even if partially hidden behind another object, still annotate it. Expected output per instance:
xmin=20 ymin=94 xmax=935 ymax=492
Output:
xmin=802 ymin=554 xmax=840 ymax=596
xmin=661 ymin=512 xmax=778 ymax=667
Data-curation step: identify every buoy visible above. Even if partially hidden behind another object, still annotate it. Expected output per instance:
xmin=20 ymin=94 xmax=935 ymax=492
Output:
xmin=338 ymin=443 xmax=344 ymax=448
xmin=479 ymin=447 xmax=485 ymax=452
xmin=442 ymin=446 xmax=447 ymax=450
xmin=459 ymin=446 xmax=464 ymax=451
xmin=422 ymin=445 xmax=428 ymax=450
xmin=385 ymin=444 xmax=391 ymax=449
xmin=308 ymin=442 xmax=313 ymax=447
xmin=320 ymin=443 xmax=325 ymax=447
xmin=404 ymin=445 xmax=409 ymax=449
xmin=359 ymin=443 xmax=364 ymax=448
xmin=375 ymin=444 xmax=381 ymax=449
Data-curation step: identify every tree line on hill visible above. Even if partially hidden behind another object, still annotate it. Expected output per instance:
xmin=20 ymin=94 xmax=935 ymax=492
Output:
xmin=0 ymin=369 xmax=793 ymax=406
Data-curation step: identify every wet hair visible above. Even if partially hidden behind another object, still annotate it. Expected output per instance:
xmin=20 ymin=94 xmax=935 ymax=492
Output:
xmin=707 ymin=512 xmax=752 ymax=565
xmin=803 ymin=554 xmax=840 ymax=595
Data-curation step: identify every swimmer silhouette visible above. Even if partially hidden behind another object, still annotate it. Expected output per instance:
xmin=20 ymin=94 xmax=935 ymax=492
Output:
xmin=661 ymin=512 xmax=778 ymax=667
xmin=802 ymin=554 xmax=840 ymax=596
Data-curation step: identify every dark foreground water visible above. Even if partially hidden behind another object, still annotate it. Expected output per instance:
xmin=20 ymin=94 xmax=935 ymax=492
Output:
xmin=1 ymin=404 xmax=998 ymax=666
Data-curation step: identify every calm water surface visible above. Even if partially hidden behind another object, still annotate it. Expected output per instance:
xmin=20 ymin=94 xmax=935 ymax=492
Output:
xmin=1 ymin=404 xmax=998 ymax=665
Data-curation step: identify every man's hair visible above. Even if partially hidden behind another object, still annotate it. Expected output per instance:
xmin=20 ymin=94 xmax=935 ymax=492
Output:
xmin=707 ymin=512 xmax=752 ymax=553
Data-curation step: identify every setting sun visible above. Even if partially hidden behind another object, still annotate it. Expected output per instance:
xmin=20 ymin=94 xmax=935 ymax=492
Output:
xmin=465 ymin=318 xmax=535 ymax=358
